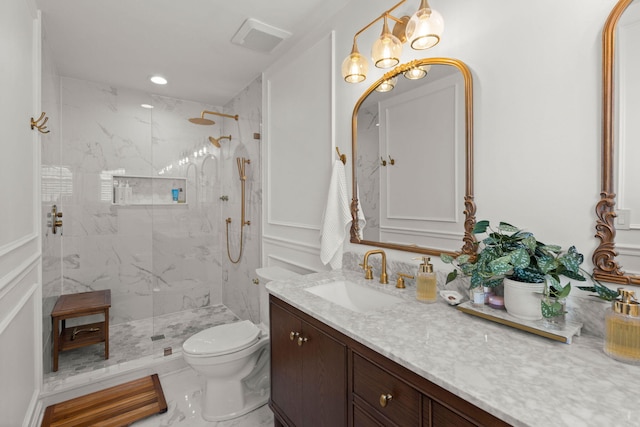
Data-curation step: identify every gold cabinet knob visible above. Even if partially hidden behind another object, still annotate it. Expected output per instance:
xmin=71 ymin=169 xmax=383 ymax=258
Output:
xmin=289 ymin=331 xmax=299 ymax=341
xmin=297 ymin=336 xmax=308 ymax=347
xmin=379 ymin=393 xmax=393 ymax=408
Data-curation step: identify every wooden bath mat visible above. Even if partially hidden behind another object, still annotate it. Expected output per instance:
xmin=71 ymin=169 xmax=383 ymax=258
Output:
xmin=41 ymin=374 xmax=167 ymax=427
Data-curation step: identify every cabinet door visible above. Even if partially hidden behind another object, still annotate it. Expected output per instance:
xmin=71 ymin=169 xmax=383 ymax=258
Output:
xmin=300 ymin=320 xmax=347 ymax=426
xmin=270 ymin=301 xmax=303 ymax=426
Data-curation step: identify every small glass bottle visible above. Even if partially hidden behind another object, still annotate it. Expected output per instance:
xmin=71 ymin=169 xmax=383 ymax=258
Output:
xmin=604 ymin=288 xmax=640 ymax=364
xmin=415 ymin=257 xmax=437 ymax=303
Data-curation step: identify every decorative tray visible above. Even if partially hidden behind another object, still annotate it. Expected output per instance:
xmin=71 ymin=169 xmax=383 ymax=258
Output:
xmin=457 ymin=301 xmax=583 ymax=344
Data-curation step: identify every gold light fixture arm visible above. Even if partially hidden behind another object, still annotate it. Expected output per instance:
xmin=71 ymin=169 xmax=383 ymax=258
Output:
xmin=351 ymin=0 xmax=408 ymax=46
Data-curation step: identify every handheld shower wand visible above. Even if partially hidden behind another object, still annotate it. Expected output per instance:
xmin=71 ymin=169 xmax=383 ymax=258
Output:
xmin=226 ymin=157 xmax=251 ymax=263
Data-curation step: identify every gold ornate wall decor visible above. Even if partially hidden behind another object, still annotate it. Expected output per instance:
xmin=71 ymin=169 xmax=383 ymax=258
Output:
xmin=595 ymin=0 xmax=640 ymax=285
xmin=349 ymin=57 xmax=476 ymax=258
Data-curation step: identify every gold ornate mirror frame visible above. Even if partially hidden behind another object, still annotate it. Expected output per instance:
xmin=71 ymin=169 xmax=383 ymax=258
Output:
xmin=349 ymin=57 xmax=476 ymax=258
xmin=595 ymin=0 xmax=640 ymax=285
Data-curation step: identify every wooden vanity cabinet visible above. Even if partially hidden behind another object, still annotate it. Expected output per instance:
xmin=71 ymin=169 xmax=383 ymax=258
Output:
xmin=269 ymin=296 xmax=511 ymax=427
xmin=270 ymin=297 xmax=348 ymax=427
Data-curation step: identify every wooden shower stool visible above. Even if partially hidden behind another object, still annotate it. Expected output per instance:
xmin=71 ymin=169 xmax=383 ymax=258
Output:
xmin=51 ymin=290 xmax=111 ymax=372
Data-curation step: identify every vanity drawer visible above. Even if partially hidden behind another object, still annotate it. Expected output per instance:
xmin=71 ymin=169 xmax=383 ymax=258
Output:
xmin=353 ymin=353 xmax=420 ymax=426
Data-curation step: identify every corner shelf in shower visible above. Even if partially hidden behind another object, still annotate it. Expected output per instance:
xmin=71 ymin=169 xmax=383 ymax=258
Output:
xmin=112 ymin=175 xmax=188 ymax=206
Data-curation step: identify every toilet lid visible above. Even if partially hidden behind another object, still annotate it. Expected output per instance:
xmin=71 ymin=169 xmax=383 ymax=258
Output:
xmin=182 ymin=320 xmax=261 ymax=356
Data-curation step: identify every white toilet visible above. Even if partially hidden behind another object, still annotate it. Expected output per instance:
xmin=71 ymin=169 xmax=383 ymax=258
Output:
xmin=182 ymin=320 xmax=270 ymax=421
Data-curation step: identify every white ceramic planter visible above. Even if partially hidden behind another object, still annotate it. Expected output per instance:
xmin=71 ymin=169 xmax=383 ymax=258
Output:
xmin=503 ymin=277 xmax=545 ymax=321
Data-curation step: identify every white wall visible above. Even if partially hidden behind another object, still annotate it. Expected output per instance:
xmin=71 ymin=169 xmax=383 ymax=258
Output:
xmin=263 ymin=0 xmax=621 ymax=277
xmin=0 ymin=0 xmax=42 ymax=425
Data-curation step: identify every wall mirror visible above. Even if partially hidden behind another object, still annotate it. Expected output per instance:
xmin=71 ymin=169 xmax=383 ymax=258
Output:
xmin=595 ymin=0 xmax=640 ymax=285
xmin=349 ymin=58 xmax=476 ymax=257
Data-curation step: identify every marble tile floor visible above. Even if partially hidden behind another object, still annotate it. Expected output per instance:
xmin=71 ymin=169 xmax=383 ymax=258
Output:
xmin=41 ymin=304 xmax=274 ymax=425
xmin=45 ymin=304 xmax=239 ymax=384
xmin=133 ymin=368 xmax=274 ymax=427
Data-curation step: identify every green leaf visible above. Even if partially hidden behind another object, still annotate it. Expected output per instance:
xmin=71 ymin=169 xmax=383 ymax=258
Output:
xmin=521 ymin=235 xmax=537 ymax=252
xmin=543 ymin=244 xmax=562 ymax=253
xmin=509 ymin=248 xmax=530 ymax=269
xmin=445 ymin=270 xmax=458 ymax=284
xmin=562 ymin=269 xmax=586 ymax=281
xmin=558 ymin=283 xmax=572 ymax=298
xmin=473 ymin=220 xmax=490 ymax=234
xmin=470 ymin=272 xmax=484 ymax=288
xmin=559 ymin=248 xmax=584 ymax=273
xmin=546 ymin=274 xmax=560 ymax=288
xmin=541 ymin=299 xmax=566 ymax=318
xmin=456 ymin=254 xmax=471 ymax=265
xmin=498 ymin=222 xmax=519 ymax=233
xmin=440 ymin=254 xmax=454 ymax=264
xmin=485 ymin=277 xmax=504 ymax=288
xmin=489 ymin=255 xmax=513 ymax=275
xmin=537 ymin=254 xmax=557 ymax=274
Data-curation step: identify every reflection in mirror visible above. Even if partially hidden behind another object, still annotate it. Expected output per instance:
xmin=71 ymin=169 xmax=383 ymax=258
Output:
xmin=595 ymin=0 xmax=640 ymax=284
xmin=350 ymin=58 xmax=476 ymax=257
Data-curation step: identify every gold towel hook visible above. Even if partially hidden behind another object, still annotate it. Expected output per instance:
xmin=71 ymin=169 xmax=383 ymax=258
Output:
xmin=335 ymin=147 xmax=347 ymax=165
xmin=31 ymin=112 xmax=50 ymax=134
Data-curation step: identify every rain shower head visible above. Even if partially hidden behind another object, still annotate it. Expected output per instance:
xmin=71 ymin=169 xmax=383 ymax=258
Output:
xmin=189 ymin=110 xmax=240 ymax=127
xmin=189 ymin=116 xmax=215 ymax=125
xmin=208 ymin=135 xmax=232 ymax=148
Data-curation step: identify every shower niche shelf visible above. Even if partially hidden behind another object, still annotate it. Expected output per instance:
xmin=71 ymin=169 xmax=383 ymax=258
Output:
xmin=112 ymin=175 xmax=188 ymax=206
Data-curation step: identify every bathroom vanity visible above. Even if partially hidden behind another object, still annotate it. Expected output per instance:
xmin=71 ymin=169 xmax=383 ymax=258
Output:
xmin=270 ymin=295 xmax=508 ymax=426
xmin=267 ymin=269 xmax=640 ymax=427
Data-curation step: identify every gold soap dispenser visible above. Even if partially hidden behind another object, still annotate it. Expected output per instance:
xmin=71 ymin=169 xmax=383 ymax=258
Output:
xmin=604 ymin=288 xmax=640 ymax=364
xmin=415 ymin=256 xmax=437 ymax=303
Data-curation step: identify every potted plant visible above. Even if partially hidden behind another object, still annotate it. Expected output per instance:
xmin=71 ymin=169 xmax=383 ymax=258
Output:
xmin=441 ymin=220 xmax=586 ymax=320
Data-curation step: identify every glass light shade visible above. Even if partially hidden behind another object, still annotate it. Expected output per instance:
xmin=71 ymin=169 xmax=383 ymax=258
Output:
xmin=406 ymin=8 xmax=444 ymax=50
xmin=372 ymin=26 xmax=403 ymax=68
xmin=404 ymin=64 xmax=431 ymax=80
xmin=342 ymin=50 xmax=368 ymax=83
xmin=375 ymin=76 xmax=398 ymax=93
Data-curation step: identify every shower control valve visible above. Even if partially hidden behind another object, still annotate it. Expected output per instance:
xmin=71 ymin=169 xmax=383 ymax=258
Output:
xmin=49 ymin=205 xmax=63 ymax=234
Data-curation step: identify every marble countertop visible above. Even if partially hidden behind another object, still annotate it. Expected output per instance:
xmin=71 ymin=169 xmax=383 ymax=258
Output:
xmin=266 ymin=269 xmax=640 ymax=427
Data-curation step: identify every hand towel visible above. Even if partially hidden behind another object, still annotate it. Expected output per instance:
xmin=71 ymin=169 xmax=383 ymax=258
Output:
xmin=320 ymin=161 xmax=352 ymax=269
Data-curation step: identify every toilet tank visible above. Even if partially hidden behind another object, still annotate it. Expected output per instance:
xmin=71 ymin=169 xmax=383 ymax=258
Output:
xmin=256 ymin=266 xmax=300 ymax=327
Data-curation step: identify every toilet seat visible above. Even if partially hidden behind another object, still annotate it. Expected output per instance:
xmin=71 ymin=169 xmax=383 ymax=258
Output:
xmin=183 ymin=320 xmax=261 ymax=357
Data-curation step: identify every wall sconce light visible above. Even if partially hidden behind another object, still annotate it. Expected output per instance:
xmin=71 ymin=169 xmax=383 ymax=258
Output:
xmin=342 ymin=0 xmax=443 ymax=83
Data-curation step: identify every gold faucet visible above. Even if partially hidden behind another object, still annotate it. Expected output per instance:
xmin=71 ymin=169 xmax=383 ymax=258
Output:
xmin=361 ymin=250 xmax=388 ymax=284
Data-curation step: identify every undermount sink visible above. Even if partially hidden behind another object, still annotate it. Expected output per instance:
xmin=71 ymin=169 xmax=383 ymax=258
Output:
xmin=305 ymin=280 xmax=403 ymax=313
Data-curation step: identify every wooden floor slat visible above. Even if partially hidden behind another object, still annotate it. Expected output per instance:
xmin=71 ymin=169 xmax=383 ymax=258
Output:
xmin=42 ymin=374 xmax=167 ymax=427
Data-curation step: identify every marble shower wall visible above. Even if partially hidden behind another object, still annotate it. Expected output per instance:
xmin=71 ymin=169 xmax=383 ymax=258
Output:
xmin=221 ymin=77 xmax=263 ymax=324
xmin=42 ymin=76 xmax=226 ymax=329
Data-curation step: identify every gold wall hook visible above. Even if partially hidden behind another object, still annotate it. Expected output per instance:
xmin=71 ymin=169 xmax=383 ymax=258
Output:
xmin=388 ymin=155 xmax=395 ymax=165
xmin=31 ymin=112 xmax=50 ymax=134
xmin=336 ymin=147 xmax=347 ymax=165
xmin=380 ymin=156 xmax=387 ymax=166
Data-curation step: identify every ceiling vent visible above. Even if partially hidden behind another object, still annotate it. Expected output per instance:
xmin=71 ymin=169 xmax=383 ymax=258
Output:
xmin=231 ymin=18 xmax=292 ymax=53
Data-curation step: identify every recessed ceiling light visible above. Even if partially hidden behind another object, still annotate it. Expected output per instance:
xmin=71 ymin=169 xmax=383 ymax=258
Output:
xmin=141 ymin=104 xmax=154 ymax=109
xmin=150 ymin=75 xmax=167 ymax=85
